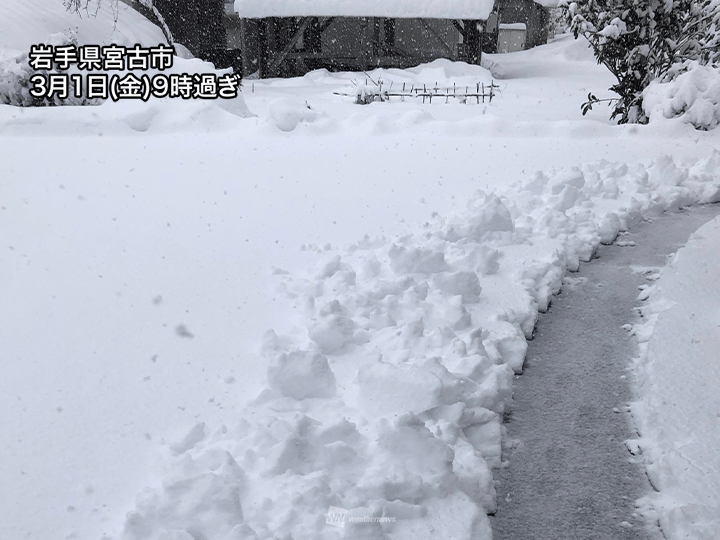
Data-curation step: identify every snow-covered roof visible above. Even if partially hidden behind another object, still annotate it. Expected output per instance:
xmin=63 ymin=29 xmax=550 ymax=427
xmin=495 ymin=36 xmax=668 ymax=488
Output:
xmin=499 ymin=22 xmax=527 ymax=30
xmin=234 ymin=0 xmax=497 ymax=20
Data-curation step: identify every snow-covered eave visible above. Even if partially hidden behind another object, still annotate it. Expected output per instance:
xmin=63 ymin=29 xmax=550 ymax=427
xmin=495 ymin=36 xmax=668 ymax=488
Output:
xmin=233 ymin=0 xmax=497 ymax=21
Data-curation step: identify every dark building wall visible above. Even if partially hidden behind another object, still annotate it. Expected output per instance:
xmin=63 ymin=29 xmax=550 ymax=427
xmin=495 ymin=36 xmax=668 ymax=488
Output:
xmin=318 ymin=18 xmax=460 ymax=60
xmin=237 ymin=17 xmax=469 ymax=77
xmin=316 ymin=18 xmax=455 ymax=71
xmin=154 ymin=0 xmax=227 ymax=54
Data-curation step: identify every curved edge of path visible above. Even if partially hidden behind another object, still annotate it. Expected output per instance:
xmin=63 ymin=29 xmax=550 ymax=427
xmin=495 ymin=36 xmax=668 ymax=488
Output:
xmin=490 ymin=204 xmax=720 ymax=540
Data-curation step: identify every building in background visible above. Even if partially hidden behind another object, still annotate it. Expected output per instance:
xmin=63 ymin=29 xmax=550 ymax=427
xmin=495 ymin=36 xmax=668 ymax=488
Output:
xmin=123 ymin=0 xmax=557 ymax=76
xmin=229 ymin=0 xmax=557 ymax=77
xmin=122 ymin=0 xmax=241 ymax=71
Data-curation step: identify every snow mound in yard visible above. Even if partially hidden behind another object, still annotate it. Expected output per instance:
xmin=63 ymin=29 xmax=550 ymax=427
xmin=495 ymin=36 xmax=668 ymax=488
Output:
xmin=268 ymin=97 xmax=319 ymax=131
xmin=644 ymin=62 xmax=720 ymax=131
xmin=631 ymin=214 xmax=720 ymax=540
xmin=115 ymin=153 xmax=720 ymax=540
xmin=0 ymin=88 xmax=252 ymax=135
xmin=0 ymin=79 xmax=252 ymax=135
xmin=0 ymin=0 xmax=166 ymax=51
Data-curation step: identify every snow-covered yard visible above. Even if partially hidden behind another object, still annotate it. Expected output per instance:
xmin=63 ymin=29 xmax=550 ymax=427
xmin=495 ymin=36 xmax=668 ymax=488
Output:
xmin=1 ymin=1 xmax=719 ymax=540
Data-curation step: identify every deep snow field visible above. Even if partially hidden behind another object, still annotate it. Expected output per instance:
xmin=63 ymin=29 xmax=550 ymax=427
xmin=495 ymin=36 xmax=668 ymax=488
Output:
xmin=1 ymin=2 xmax=720 ymax=540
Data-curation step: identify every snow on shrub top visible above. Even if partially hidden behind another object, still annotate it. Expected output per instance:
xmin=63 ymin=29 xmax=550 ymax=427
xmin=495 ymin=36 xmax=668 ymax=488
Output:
xmin=0 ymin=30 xmax=99 ymax=107
xmin=644 ymin=62 xmax=720 ymax=130
xmin=561 ymin=0 xmax=720 ymax=126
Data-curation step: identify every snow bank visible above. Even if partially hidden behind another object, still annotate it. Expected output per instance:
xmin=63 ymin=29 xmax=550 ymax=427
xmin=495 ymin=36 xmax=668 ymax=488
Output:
xmin=630 ymin=214 xmax=720 ymax=540
xmin=643 ymin=62 xmax=720 ymax=131
xmin=114 ymin=153 xmax=720 ymax=540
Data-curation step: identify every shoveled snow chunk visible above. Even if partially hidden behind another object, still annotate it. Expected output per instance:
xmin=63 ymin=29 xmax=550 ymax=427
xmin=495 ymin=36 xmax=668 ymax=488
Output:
xmin=648 ymin=155 xmax=688 ymax=187
xmin=389 ymin=491 xmax=491 ymax=539
xmin=123 ymin=470 xmax=246 ymax=540
xmin=446 ymin=194 xmax=515 ymax=242
xmin=389 ymin=244 xmax=450 ymax=274
xmin=224 ymin=523 xmax=260 ymax=540
xmin=484 ymin=321 xmax=528 ymax=373
xmin=597 ymin=213 xmax=622 ymax=244
xmin=453 ymin=437 xmax=496 ymax=513
xmin=358 ymin=359 xmax=446 ymax=416
xmin=267 ymin=350 xmax=337 ymax=399
xmin=169 ymin=422 xmax=207 ymax=456
xmin=464 ymin=416 xmax=502 ymax=467
xmin=431 ymin=271 xmax=482 ymax=303
xmin=445 ymin=353 xmax=495 ymax=381
xmin=308 ymin=300 xmax=357 ymax=354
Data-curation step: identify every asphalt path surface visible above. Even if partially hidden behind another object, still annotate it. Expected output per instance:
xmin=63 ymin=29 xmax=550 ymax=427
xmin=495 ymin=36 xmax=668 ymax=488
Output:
xmin=491 ymin=205 xmax=720 ymax=540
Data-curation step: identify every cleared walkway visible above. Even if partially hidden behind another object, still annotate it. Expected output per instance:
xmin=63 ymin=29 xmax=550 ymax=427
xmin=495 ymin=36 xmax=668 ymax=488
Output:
xmin=491 ymin=205 xmax=720 ymax=540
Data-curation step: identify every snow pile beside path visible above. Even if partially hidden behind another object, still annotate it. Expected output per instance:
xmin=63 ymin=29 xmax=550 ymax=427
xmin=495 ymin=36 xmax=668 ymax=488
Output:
xmin=630 ymin=215 xmax=720 ymax=540
xmin=644 ymin=62 xmax=720 ymax=130
xmin=115 ymin=154 xmax=720 ymax=540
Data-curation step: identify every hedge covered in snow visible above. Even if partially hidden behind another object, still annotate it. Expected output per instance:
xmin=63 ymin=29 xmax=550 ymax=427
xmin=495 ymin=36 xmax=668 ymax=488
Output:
xmin=562 ymin=0 xmax=720 ymax=127
xmin=0 ymin=31 xmax=99 ymax=107
xmin=644 ymin=62 xmax=720 ymax=131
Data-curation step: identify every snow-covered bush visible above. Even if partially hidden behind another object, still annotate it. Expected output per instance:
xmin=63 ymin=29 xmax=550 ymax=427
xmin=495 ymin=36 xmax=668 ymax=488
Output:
xmin=561 ymin=0 xmax=720 ymax=125
xmin=644 ymin=61 xmax=720 ymax=130
xmin=0 ymin=54 xmax=79 ymax=107
xmin=0 ymin=32 xmax=98 ymax=107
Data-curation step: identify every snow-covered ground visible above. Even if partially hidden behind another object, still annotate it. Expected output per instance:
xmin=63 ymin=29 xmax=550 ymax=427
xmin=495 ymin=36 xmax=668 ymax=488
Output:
xmin=1 ymin=1 xmax=720 ymax=540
